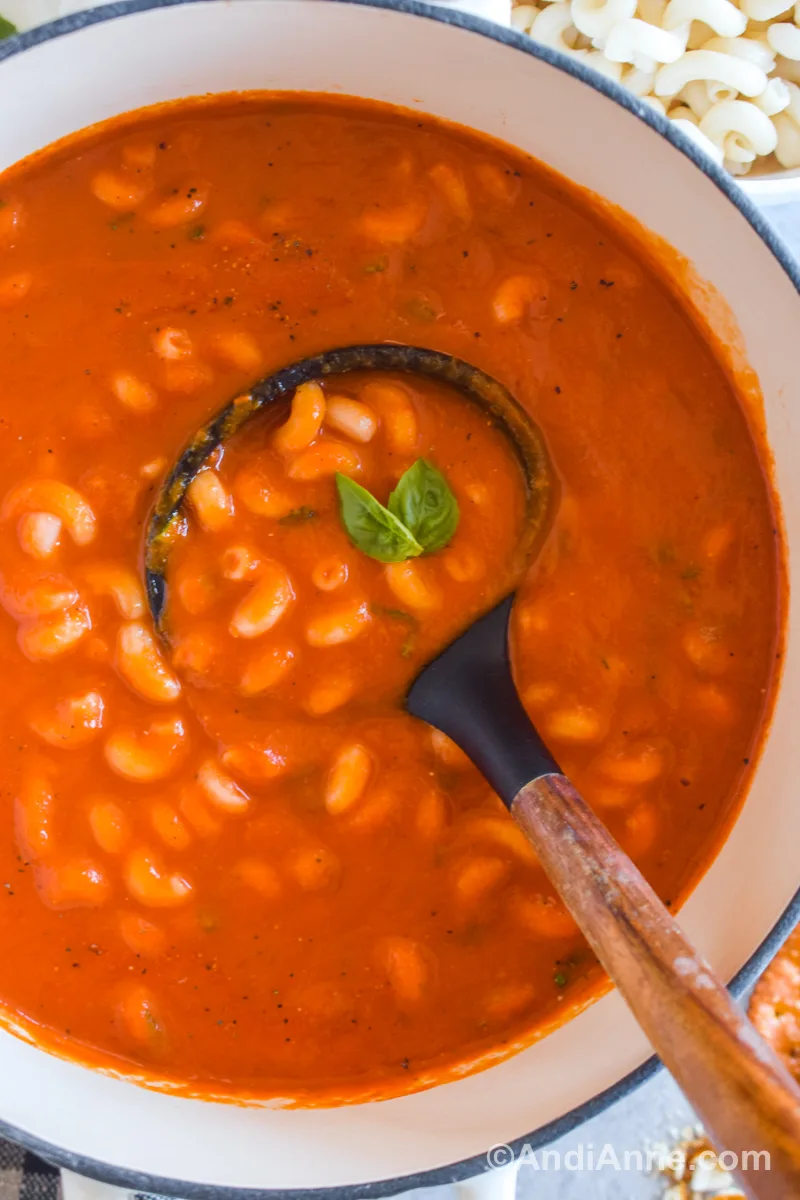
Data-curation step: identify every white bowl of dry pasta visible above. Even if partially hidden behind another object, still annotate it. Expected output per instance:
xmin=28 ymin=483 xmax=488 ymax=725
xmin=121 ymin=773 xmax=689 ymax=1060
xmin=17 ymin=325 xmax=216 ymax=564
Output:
xmin=511 ymin=0 xmax=800 ymax=191
xmin=0 ymin=2 xmax=798 ymax=1199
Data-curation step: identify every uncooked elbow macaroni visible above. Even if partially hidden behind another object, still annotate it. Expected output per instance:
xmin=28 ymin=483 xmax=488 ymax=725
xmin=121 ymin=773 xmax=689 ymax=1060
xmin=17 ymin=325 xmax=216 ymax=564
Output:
xmin=512 ymin=0 xmax=800 ymax=172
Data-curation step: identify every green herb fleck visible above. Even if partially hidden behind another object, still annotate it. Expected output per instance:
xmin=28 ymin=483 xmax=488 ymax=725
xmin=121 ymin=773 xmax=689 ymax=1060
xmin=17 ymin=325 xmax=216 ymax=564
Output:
xmin=553 ymin=971 xmax=568 ymax=989
xmin=198 ymin=907 xmax=220 ymax=932
xmin=388 ymin=459 xmax=459 ymax=555
xmin=0 ymin=15 xmax=17 ymax=38
xmin=365 ymin=257 xmax=389 ymax=274
xmin=188 ymin=225 xmax=206 ymax=241
xmin=600 ymin=656 xmax=610 ymax=670
xmin=400 ymin=632 xmax=417 ymax=659
xmin=681 ymin=563 xmax=702 ymax=580
xmin=370 ymin=604 xmax=416 ymax=625
xmin=109 ymin=212 xmax=135 ymax=231
xmin=405 ymin=297 xmax=439 ymax=322
xmin=371 ymin=605 xmax=419 ymax=659
xmin=279 ymin=506 xmax=317 ymax=525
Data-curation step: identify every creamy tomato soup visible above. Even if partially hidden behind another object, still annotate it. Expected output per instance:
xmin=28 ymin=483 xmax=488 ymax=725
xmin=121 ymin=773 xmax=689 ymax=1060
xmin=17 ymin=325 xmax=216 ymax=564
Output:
xmin=0 ymin=95 xmax=780 ymax=1103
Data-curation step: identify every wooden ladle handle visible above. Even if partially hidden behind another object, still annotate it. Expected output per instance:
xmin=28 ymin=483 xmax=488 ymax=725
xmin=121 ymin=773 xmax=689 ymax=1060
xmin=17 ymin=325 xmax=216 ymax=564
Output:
xmin=512 ymin=774 xmax=800 ymax=1200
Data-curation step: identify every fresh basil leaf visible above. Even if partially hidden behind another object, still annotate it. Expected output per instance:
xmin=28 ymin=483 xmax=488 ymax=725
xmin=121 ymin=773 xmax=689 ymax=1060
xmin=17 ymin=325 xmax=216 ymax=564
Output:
xmin=336 ymin=474 xmax=423 ymax=563
xmin=0 ymin=15 xmax=17 ymax=38
xmin=388 ymin=458 xmax=459 ymax=554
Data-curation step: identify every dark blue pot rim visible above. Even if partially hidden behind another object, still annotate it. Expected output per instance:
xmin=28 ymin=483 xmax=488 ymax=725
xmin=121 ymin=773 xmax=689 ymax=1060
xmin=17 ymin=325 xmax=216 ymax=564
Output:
xmin=1 ymin=1 xmax=799 ymax=1195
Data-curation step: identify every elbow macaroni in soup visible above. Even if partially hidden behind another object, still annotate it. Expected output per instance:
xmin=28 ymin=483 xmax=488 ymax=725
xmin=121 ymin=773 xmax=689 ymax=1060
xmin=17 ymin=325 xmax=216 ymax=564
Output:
xmin=0 ymin=94 xmax=781 ymax=1102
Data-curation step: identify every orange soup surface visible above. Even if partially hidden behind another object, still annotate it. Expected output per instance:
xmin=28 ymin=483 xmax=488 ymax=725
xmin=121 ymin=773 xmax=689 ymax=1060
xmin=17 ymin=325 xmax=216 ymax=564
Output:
xmin=0 ymin=95 xmax=780 ymax=1102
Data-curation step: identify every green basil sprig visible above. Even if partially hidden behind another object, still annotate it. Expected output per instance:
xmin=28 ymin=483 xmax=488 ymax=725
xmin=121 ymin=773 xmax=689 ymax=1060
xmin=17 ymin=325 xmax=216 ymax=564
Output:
xmin=388 ymin=458 xmax=460 ymax=554
xmin=335 ymin=476 xmax=423 ymax=563
xmin=336 ymin=459 xmax=460 ymax=563
xmin=0 ymin=15 xmax=16 ymax=38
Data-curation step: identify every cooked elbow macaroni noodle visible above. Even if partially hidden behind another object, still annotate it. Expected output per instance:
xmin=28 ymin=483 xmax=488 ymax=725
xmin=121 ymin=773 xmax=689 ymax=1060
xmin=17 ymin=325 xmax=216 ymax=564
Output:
xmin=702 ymin=34 xmax=776 ymax=69
xmin=768 ymin=21 xmax=800 ymax=59
xmin=754 ymin=76 xmax=791 ymax=112
xmin=699 ymin=97 xmax=779 ymax=158
xmin=571 ymin=0 xmax=637 ymax=41
xmin=530 ymin=4 xmax=580 ymax=52
xmin=742 ymin=0 xmax=796 ymax=17
xmin=774 ymin=107 xmax=800 ymax=163
xmin=655 ymin=52 xmax=767 ymax=97
xmin=662 ymin=0 xmax=746 ymax=35
xmin=604 ymin=19 xmax=690 ymax=65
xmin=512 ymin=0 xmax=800 ymax=172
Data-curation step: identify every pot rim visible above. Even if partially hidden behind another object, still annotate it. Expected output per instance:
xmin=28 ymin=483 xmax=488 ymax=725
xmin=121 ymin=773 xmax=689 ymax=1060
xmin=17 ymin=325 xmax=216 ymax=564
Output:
xmin=0 ymin=1 xmax=799 ymax=1195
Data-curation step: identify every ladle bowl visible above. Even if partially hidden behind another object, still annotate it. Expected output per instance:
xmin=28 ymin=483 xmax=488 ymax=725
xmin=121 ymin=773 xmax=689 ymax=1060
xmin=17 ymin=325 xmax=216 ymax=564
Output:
xmin=144 ymin=343 xmax=554 ymax=633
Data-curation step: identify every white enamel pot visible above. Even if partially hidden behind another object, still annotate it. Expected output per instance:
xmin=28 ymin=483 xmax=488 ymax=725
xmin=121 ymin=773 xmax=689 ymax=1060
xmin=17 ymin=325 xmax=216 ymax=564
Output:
xmin=0 ymin=2 xmax=799 ymax=1196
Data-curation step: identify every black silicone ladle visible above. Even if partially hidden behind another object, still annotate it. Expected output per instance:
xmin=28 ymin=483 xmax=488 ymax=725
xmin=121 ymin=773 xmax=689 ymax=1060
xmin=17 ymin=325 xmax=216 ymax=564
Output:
xmin=145 ymin=344 xmax=800 ymax=1198
xmin=144 ymin=343 xmax=552 ymax=633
